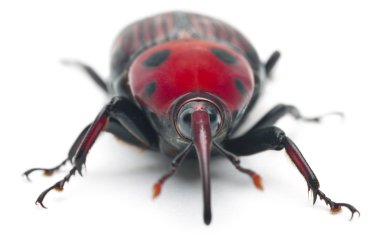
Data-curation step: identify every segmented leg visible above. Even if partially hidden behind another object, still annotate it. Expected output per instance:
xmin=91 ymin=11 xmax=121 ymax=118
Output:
xmin=23 ymin=115 xmax=157 ymax=181
xmin=62 ymin=60 xmax=108 ymax=93
xmin=35 ymin=103 xmax=109 ymax=207
xmin=31 ymin=96 xmax=158 ymax=208
xmin=224 ymin=126 xmax=359 ymax=219
xmin=152 ymin=143 xmax=193 ymax=198
xmin=265 ymin=51 xmax=281 ymax=76
xmin=284 ymin=137 xmax=359 ymax=219
xmin=214 ymin=142 xmax=262 ymax=190
xmin=23 ymin=125 xmax=90 ymax=180
xmin=35 ymin=167 xmax=78 ymax=208
xmin=252 ymin=104 xmax=343 ymax=130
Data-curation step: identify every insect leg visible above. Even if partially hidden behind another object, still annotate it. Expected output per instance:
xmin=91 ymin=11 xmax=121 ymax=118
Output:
xmin=106 ymin=118 xmax=156 ymax=149
xmin=251 ymin=104 xmax=343 ymax=130
xmin=224 ymin=126 xmax=359 ymax=219
xmin=23 ymin=117 xmax=153 ymax=180
xmin=152 ymin=143 xmax=193 ymax=199
xmin=34 ymin=96 xmax=158 ymax=208
xmin=23 ymin=124 xmax=90 ymax=180
xmin=214 ymin=142 xmax=263 ymax=190
xmin=107 ymin=97 xmax=159 ymax=149
xmin=62 ymin=60 xmax=108 ymax=93
xmin=265 ymin=50 xmax=281 ymax=76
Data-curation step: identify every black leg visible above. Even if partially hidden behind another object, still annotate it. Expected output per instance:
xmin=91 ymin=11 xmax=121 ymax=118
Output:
xmin=106 ymin=118 xmax=155 ymax=149
xmin=152 ymin=143 xmax=193 ymax=199
xmin=107 ymin=97 xmax=158 ymax=149
xmin=265 ymin=51 xmax=281 ymax=76
xmin=224 ymin=126 xmax=359 ymax=219
xmin=23 ymin=117 xmax=154 ymax=180
xmin=62 ymin=60 xmax=108 ymax=93
xmin=23 ymin=124 xmax=91 ymax=180
xmin=251 ymin=104 xmax=343 ymax=130
xmin=29 ymin=96 xmax=158 ymax=208
xmin=214 ymin=142 xmax=263 ymax=190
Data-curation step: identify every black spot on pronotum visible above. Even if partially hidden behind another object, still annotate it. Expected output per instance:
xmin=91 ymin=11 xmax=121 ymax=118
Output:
xmin=211 ymin=48 xmax=237 ymax=64
xmin=144 ymin=49 xmax=170 ymax=67
xmin=234 ymin=79 xmax=246 ymax=95
xmin=144 ymin=81 xmax=157 ymax=97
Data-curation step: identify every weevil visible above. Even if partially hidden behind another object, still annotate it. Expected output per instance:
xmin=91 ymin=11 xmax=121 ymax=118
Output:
xmin=24 ymin=11 xmax=359 ymax=224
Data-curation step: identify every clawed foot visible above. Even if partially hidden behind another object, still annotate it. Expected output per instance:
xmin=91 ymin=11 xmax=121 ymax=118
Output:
xmin=213 ymin=142 xmax=264 ymax=190
xmin=35 ymin=167 xmax=78 ymax=209
xmin=152 ymin=169 xmax=175 ymax=199
xmin=310 ymin=188 xmax=360 ymax=220
xmin=22 ymin=158 xmax=71 ymax=181
xmin=239 ymin=168 xmax=263 ymax=190
xmin=300 ymin=111 xmax=344 ymax=123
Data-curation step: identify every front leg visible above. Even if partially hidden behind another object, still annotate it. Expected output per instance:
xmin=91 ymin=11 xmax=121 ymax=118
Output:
xmin=31 ymin=96 xmax=158 ymax=208
xmin=224 ymin=126 xmax=359 ymax=219
xmin=23 ymin=124 xmax=91 ymax=180
xmin=34 ymin=103 xmax=110 ymax=208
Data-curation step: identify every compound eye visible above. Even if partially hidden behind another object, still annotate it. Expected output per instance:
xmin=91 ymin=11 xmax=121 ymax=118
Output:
xmin=177 ymin=108 xmax=193 ymax=139
xmin=207 ymin=108 xmax=222 ymax=136
xmin=176 ymin=101 xmax=222 ymax=139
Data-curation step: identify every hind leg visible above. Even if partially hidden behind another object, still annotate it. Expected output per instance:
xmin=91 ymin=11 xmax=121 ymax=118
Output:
xmin=62 ymin=60 xmax=108 ymax=93
xmin=250 ymin=104 xmax=343 ymax=131
xmin=265 ymin=51 xmax=281 ymax=76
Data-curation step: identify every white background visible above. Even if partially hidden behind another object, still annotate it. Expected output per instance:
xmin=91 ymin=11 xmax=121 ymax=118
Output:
xmin=1 ymin=0 xmax=379 ymax=238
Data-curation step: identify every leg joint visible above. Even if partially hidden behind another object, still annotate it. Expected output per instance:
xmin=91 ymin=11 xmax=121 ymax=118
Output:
xmin=270 ymin=126 xmax=286 ymax=150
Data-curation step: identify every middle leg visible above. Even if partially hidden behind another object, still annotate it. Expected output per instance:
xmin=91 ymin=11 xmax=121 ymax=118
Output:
xmin=251 ymin=104 xmax=343 ymax=130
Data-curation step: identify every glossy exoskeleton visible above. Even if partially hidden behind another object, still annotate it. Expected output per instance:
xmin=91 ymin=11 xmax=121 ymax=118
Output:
xmin=24 ymin=11 xmax=359 ymax=224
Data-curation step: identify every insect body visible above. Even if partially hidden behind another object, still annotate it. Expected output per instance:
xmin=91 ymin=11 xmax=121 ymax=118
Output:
xmin=24 ymin=11 xmax=359 ymax=224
